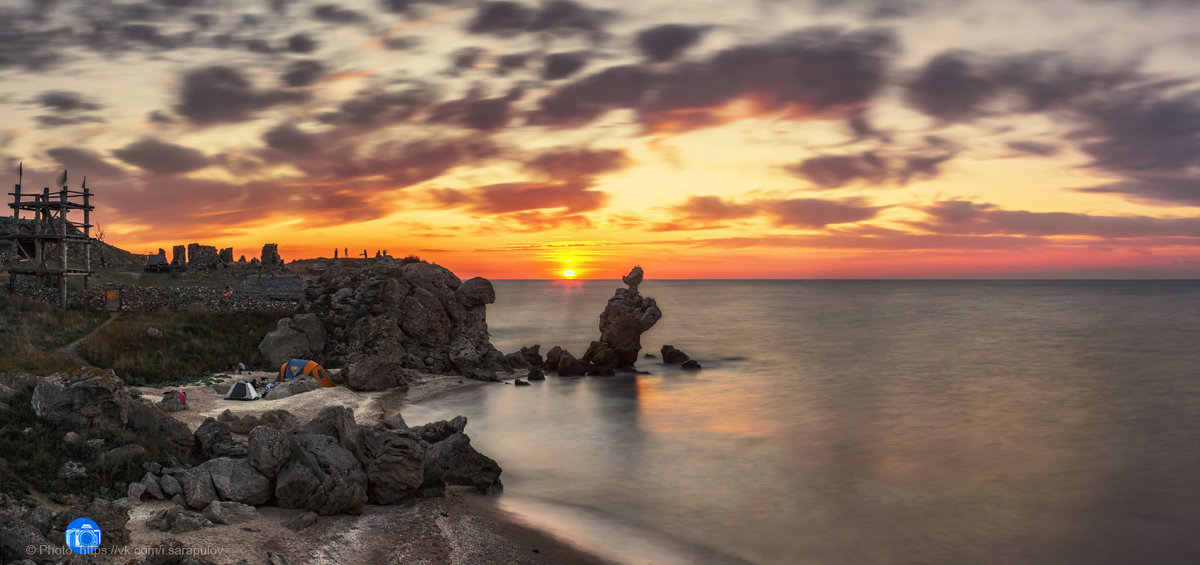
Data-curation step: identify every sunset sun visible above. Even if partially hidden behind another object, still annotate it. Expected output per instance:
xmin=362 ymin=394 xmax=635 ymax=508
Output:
xmin=563 ymin=269 xmax=576 ymax=279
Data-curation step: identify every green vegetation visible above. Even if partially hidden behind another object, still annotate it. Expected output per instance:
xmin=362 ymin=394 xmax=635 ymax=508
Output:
xmin=0 ymin=293 xmax=108 ymax=374
xmin=79 ymin=307 xmax=289 ymax=384
xmin=0 ymin=382 xmax=150 ymax=500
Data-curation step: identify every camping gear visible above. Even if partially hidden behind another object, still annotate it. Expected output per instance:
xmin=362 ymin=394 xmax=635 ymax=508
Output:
xmin=223 ymin=379 xmax=261 ymax=401
xmin=279 ymin=359 xmax=335 ymax=387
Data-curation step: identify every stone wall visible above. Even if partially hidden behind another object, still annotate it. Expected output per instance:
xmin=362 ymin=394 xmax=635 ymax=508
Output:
xmin=85 ymin=285 xmax=299 ymax=314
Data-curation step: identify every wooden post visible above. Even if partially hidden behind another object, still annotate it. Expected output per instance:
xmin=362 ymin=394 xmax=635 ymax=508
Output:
xmin=59 ymin=187 xmax=68 ymax=308
xmin=83 ymin=186 xmax=91 ymax=290
xmin=11 ymin=182 xmax=18 ymax=220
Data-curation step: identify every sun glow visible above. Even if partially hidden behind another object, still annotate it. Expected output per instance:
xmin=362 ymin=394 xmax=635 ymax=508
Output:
xmin=562 ymin=269 xmax=576 ymax=279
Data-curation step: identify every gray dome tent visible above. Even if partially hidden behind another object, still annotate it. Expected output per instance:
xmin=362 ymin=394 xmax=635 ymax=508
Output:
xmin=224 ymin=379 xmax=260 ymax=401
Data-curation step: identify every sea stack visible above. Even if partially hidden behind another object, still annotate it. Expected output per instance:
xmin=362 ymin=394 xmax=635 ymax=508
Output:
xmin=594 ymin=266 xmax=662 ymax=370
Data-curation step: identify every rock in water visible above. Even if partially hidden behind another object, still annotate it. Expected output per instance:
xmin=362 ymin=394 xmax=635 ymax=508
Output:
xmin=661 ymin=345 xmax=690 ymax=364
xmin=597 ymin=267 xmax=662 ymax=369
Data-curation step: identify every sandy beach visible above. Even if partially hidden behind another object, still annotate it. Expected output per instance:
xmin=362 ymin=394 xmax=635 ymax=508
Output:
xmin=124 ymin=372 xmax=610 ymax=565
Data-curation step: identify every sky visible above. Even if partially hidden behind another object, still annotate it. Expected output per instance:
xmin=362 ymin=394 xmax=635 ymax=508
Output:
xmin=2 ymin=0 xmax=1200 ymax=279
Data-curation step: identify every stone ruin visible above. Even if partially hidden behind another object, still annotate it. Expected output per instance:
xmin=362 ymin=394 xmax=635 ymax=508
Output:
xmin=218 ymin=247 xmax=233 ymax=263
xmin=171 ymin=245 xmax=187 ymax=271
xmin=261 ymin=243 xmax=284 ymax=268
xmin=186 ymin=243 xmax=223 ymax=271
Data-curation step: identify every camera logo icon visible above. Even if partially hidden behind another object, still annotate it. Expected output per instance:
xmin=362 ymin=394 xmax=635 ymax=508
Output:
xmin=65 ymin=517 xmax=102 ymax=555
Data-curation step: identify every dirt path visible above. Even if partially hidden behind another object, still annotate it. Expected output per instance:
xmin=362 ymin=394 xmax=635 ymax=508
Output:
xmin=59 ymin=311 xmax=119 ymax=366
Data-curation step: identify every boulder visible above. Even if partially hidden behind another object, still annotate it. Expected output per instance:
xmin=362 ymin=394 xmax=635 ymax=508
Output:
xmin=31 ymin=369 xmax=129 ymax=429
xmin=555 ymin=351 xmax=590 ymax=377
xmin=291 ymin=313 xmax=326 ymax=353
xmin=0 ymin=513 xmax=47 ymax=565
xmin=258 ymin=320 xmax=313 ymax=368
xmin=455 ymin=277 xmax=495 ymax=307
xmin=596 ymin=268 xmax=662 ymax=369
xmin=202 ymin=458 xmax=272 ymax=505
xmin=58 ymin=461 xmax=87 ymax=481
xmin=127 ymin=481 xmax=147 ymax=502
xmin=171 ymin=509 xmax=214 ymax=533
xmin=158 ymin=391 xmax=186 ymax=412
xmin=124 ymin=399 xmax=195 ymax=461
xmin=248 ymin=426 xmax=291 ymax=478
xmin=583 ymin=341 xmax=619 ymax=373
xmin=195 ymin=418 xmax=247 ymax=459
xmin=661 ymin=345 xmax=690 ymax=364
xmin=545 ymin=346 xmax=564 ymax=369
xmin=180 ymin=465 xmax=218 ymax=510
xmin=300 ymin=406 xmax=362 ymax=457
xmin=103 ymin=444 xmax=147 ymax=472
xmin=147 ymin=327 xmax=163 ymax=339
xmin=201 ymin=501 xmax=259 ymax=525
xmin=267 ymin=375 xmax=320 ymax=400
xmin=274 ymin=432 xmax=367 ymax=515
xmin=409 ymin=416 xmax=467 ymax=444
xmin=503 ymin=351 xmax=530 ymax=370
xmin=422 ymin=433 xmax=502 ymax=495
xmin=682 ymin=360 xmax=702 ymax=371
xmin=356 ymin=426 xmax=425 ymax=504
xmin=519 ymin=345 xmax=543 ymax=368
xmin=221 ymin=409 xmax=300 ymax=434
xmin=160 ymin=474 xmax=183 ymax=497
xmin=141 ymin=473 xmax=165 ymax=500
xmin=145 ymin=508 xmax=174 ymax=532
xmin=514 ymin=379 xmax=530 ymax=386
xmin=526 ymin=366 xmax=545 ymax=380
xmin=622 ymin=265 xmax=644 ymax=292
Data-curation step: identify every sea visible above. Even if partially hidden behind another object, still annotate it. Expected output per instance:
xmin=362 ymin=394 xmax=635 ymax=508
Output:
xmin=403 ymin=280 xmax=1200 ymax=565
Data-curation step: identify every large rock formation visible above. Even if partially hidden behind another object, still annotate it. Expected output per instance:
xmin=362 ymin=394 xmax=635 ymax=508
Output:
xmin=31 ymin=369 xmax=129 ymax=429
xmin=596 ymin=267 xmax=662 ymax=370
xmin=301 ymin=261 xmax=503 ymax=379
xmin=259 ymin=313 xmax=326 ymax=367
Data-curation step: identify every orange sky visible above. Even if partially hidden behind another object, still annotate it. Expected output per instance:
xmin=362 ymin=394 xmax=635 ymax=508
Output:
xmin=3 ymin=0 xmax=1200 ymax=279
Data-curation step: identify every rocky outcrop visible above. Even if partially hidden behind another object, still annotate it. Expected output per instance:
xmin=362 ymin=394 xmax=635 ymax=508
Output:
xmin=596 ymin=266 xmax=662 ymax=370
xmin=422 ymin=433 xmax=502 ymax=495
xmin=356 ymin=426 xmax=425 ymax=504
xmin=219 ymin=409 xmax=300 ymax=434
xmin=31 ymin=369 xmax=129 ymax=429
xmin=306 ymin=261 xmax=501 ymax=379
xmin=519 ymin=345 xmax=544 ymax=368
xmin=243 ymin=275 xmax=305 ymax=301
xmin=556 ymin=350 xmax=590 ymax=377
xmin=202 ymin=501 xmax=259 ymax=525
xmin=259 ymin=313 xmax=326 ymax=367
xmin=203 ymin=457 xmax=272 ymax=505
xmin=125 ymin=398 xmax=195 ymax=461
xmin=248 ymin=426 xmax=291 ymax=477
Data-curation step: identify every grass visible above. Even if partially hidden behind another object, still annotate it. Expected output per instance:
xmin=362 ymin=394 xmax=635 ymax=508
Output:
xmin=79 ymin=307 xmax=289 ymax=384
xmin=0 ymin=292 xmax=108 ymax=374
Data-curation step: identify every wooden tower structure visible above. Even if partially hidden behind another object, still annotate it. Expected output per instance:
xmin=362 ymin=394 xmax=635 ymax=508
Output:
xmin=3 ymin=172 xmax=94 ymax=308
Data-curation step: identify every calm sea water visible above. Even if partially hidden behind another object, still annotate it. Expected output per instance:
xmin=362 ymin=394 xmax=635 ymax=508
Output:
xmin=404 ymin=280 xmax=1200 ymax=565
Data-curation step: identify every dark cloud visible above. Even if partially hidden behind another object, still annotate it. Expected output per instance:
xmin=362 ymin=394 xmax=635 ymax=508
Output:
xmin=176 ymin=66 xmax=309 ymax=125
xmin=525 ymin=147 xmax=627 ymax=179
xmin=379 ymin=0 xmax=449 ymax=14
xmin=244 ymin=39 xmax=274 ymax=54
xmin=283 ymin=60 xmax=325 ymax=87
xmin=120 ymin=23 xmax=178 ymax=48
xmin=787 ymin=153 xmax=886 ymax=188
xmin=1007 ymin=140 xmax=1060 ymax=156
xmin=34 ymin=91 xmax=101 ymax=112
xmin=528 ymin=1 xmax=611 ymax=34
xmin=531 ymin=64 xmax=653 ymax=125
xmin=0 ymin=23 xmax=63 ymax=71
xmin=45 ymin=147 xmax=127 ymax=179
xmin=635 ymin=24 xmax=707 ymax=62
xmin=498 ymin=53 xmax=529 ymax=69
xmin=262 ymin=123 xmax=315 ymax=155
xmin=544 ymin=52 xmax=587 ymax=80
xmin=905 ymin=52 xmax=993 ymax=122
xmin=318 ymin=88 xmax=434 ymax=127
xmin=467 ymin=2 xmax=534 ymax=35
xmin=112 ymin=138 xmax=211 ymax=175
xmin=467 ymin=1 xmax=610 ymax=36
xmin=382 ymin=36 xmax=419 ymax=50
xmin=427 ymin=95 xmax=514 ymax=130
xmin=655 ymin=194 xmax=883 ymax=230
xmin=915 ymin=200 xmax=1200 ymax=238
xmin=286 ymin=33 xmax=317 ymax=53
xmin=905 ymin=50 xmax=1136 ymax=122
xmin=785 ymin=139 xmax=956 ymax=188
xmin=452 ymin=47 xmax=485 ymax=69
xmin=766 ymin=197 xmax=883 ymax=227
xmin=433 ymin=180 xmax=607 ymax=214
xmin=532 ymin=27 xmax=896 ymax=132
xmin=312 ymin=4 xmax=366 ymax=24
xmin=147 ymin=110 xmax=174 ymax=124
xmin=34 ymin=115 xmax=105 ymax=128
xmin=1079 ymin=177 xmax=1200 ymax=207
